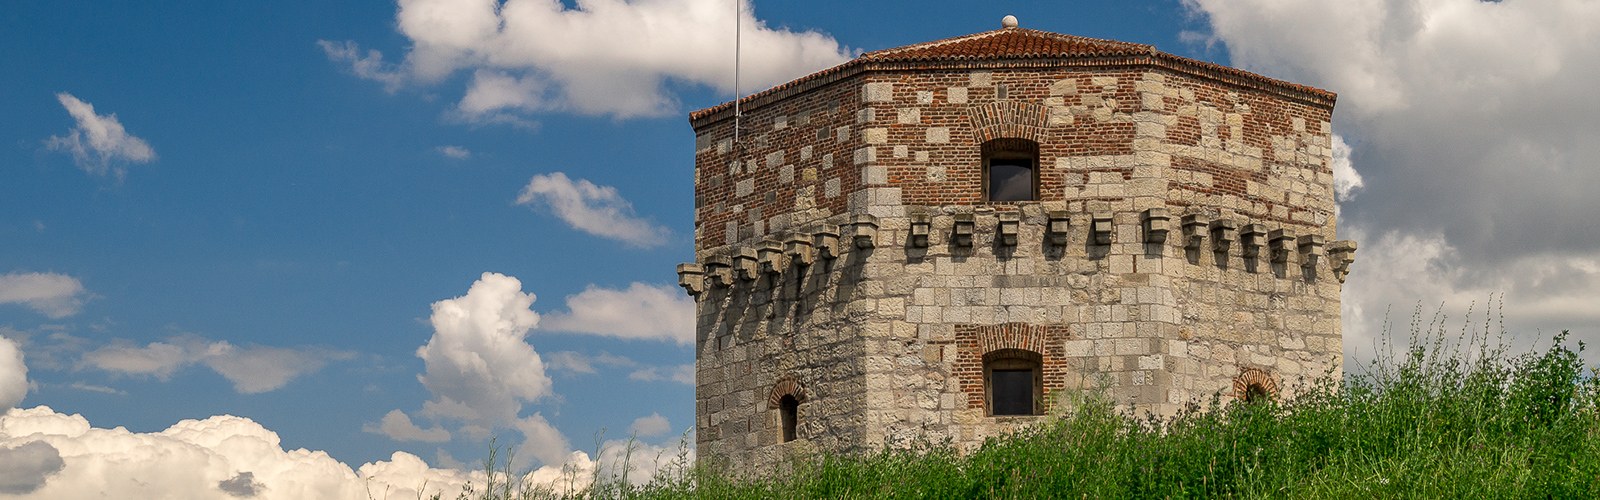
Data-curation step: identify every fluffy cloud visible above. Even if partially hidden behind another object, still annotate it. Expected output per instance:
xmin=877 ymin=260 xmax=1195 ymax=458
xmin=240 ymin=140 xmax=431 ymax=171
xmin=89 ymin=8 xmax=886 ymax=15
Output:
xmin=0 ymin=405 xmax=538 ymax=499
xmin=80 ymin=334 xmax=353 ymax=394
xmin=0 ymin=336 xmax=27 ymax=410
xmin=323 ymin=0 xmax=852 ymax=119
xmin=627 ymin=364 xmax=693 ymax=385
xmin=516 ymin=172 xmax=670 ymax=248
xmin=539 ymin=283 xmax=694 ymax=343
xmin=363 ymin=410 xmax=451 ymax=443
xmin=0 ymin=404 xmax=633 ymax=499
xmin=0 ymin=272 xmax=87 ymax=319
xmin=628 ymin=413 xmax=670 ymax=438
xmin=43 ymin=93 xmax=155 ymax=179
xmin=411 ymin=272 xmax=583 ymax=468
xmin=1185 ymin=0 xmax=1600 ymax=360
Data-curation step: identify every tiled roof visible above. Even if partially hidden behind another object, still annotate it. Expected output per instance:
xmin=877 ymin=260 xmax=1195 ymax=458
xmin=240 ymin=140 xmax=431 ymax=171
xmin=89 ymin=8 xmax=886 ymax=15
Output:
xmin=689 ymin=28 xmax=1334 ymax=126
xmin=858 ymin=28 xmax=1149 ymax=62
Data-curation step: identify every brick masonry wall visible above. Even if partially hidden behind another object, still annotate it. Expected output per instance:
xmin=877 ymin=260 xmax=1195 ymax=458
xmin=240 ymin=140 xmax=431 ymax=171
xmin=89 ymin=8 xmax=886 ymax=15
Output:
xmin=689 ymin=62 xmax=1342 ymax=475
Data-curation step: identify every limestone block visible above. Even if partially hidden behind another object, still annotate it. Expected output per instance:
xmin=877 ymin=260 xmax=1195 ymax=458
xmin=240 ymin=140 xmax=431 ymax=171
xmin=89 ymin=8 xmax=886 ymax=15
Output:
xmin=1049 ymin=79 xmax=1078 ymax=95
xmin=864 ymin=128 xmax=888 ymax=144
xmin=970 ymin=72 xmax=992 ymax=87
xmin=737 ymin=179 xmax=754 ymax=197
xmin=835 ymin=127 xmax=850 ymax=143
xmin=779 ymin=165 xmax=794 ymax=184
xmin=854 ymin=147 xmax=877 ymax=165
xmin=898 ymin=108 xmax=920 ymax=124
xmin=948 ymin=87 xmax=968 ymax=104
xmin=917 ymin=91 xmax=933 ymax=104
xmin=864 ymin=82 xmax=894 ymax=102
xmin=926 ymin=127 xmax=950 ymax=143
xmin=894 ymin=145 xmax=908 ymax=158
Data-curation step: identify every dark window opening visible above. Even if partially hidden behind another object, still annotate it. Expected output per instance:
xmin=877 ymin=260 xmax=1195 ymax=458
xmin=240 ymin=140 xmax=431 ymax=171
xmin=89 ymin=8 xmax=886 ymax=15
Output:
xmin=983 ymin=349 xmax=1044 ymax=416
xmin=1244 ymin=383 xmax=1270 ymax=403
xmin=991 ymin=369 xmax=1033 ymax=415
xmin=779 ymin=395 xmax=799 ymax=442
xmin=982 ymin=139 xmax=1040 ymax=202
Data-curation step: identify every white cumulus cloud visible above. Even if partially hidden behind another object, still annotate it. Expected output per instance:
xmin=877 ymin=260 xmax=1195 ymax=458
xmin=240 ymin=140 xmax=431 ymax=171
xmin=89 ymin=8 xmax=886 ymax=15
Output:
xmin=80 ymin=334 xmax=353 ymax=394
xmin=363 ymin=410 xmax=451 ymax=443
xmin=412 ymin=272 xmax=581 ymax=468
xmin=0 ymin=272 xmax=88 ymax=319
xmin=628 ymin=413 xmax=670 ymax=438
xmin=539 ymin=282 xmax=694 ymax=344
xmin=516 ymin=172 xmax=670 ymax=248
xmin=44 ymin=93 xmax=155 ymax=179
xmin=0 ymin=336 xmax=27 ymax=411
xmin=0 ymin=405 xmax=605 ymax=500
xmin=324 ymin=0 xmax=852 ymax=120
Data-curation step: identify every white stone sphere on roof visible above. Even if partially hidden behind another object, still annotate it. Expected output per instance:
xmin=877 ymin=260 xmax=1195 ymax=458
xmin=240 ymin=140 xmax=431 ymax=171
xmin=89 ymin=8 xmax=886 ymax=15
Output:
xmin=1002 ymin=15 xmax=1018 ymax=29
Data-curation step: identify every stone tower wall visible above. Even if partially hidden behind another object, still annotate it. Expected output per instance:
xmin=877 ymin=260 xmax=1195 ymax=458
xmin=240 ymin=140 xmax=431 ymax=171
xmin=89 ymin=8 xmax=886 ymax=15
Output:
xmin=688 ymin=62 xmax=1343 ymax=474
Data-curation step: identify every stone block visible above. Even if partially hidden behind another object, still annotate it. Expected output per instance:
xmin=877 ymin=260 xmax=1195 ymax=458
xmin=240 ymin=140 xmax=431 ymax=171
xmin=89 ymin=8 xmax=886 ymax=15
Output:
xmin=864 ymin=82 xmax=894 ymax=102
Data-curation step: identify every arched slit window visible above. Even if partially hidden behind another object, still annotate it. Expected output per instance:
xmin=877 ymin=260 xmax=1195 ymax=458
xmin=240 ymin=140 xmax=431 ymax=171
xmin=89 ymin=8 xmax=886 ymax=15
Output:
xmin=779 ymin=395 xmax=799 ymax=442
xmin=1244 ymin=383 xmax=1270 ymax=403
xmin=982 ymin=138 xmax=1040 ymax=202
xmin=983 ymin=348 xmax=1044 ymax=416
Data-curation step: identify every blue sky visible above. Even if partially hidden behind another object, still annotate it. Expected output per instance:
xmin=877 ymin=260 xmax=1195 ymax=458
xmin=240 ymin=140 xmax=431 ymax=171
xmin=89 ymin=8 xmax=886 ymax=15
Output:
xmin=3 ymin=0 xmax=1599 ymax=498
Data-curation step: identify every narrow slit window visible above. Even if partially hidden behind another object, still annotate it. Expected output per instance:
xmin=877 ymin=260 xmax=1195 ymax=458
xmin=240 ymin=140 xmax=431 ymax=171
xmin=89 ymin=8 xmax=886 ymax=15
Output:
xmin=779 ymin=395 xmax=799 ymax=442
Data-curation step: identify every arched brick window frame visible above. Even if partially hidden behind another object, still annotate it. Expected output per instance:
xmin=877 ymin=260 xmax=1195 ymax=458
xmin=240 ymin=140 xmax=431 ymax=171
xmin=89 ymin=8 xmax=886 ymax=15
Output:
xmin=769 ymin=376 xmax=807 ymax=442
xmin=954 ymin=323 xmax=1069 ymax=416
xmin=967 ymin=101 xmax=1049 ymax=203
xmin=1233 ymin=367 xmax=1278 ymax=402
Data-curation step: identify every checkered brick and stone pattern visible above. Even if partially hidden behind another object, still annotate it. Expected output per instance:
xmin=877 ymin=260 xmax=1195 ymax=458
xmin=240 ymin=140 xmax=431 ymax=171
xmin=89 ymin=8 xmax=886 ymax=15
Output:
xmin=683 ymin=26 xmax=1349 ymax=475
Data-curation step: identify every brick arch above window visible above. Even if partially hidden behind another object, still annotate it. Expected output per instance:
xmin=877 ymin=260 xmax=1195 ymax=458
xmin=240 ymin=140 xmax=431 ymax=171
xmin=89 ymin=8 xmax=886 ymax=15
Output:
xmin=1233 ymin=367 xmax=1279 ymax=401
xmin=768 ymin=376 xmax=807 ymax=409
xmin=967 ymin=101 xmax=1048 ymax=143
xmin=976 ymin=322 xmax=1050 ymax=356
xmin=955 ymin=323 xmax=1071 ymax=411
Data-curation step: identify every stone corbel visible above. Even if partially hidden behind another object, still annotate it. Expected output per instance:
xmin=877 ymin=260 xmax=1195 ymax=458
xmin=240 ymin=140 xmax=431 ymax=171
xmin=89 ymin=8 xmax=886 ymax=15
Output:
xmin=1329 ymin=240 xmax=1358 ymax=283
xmin=851 ymin=214 xmax=879 ymax=249
xmin=1241 ymin=224 xmax=1267 ymax=258
xmin=757 ymin=239 xmax=786 ymax=276
xmin=1297 ymin=234 xmax=1325 ymax=269
xmin=997 ymin=212 xmax=1020 ymax=246
xmin=732 ymin=248 xmax=759 ymax=281
xmin=1092 ymin=212 xmax=1114 ymax=245
xmin=952 ymin=214 xmax=975 ymax=247
xmin=910 ymin=215 xmax=932 ymax=248
xmin=785 ymin=232 xmax=814 ymax=267
xmin=1181 ymin=213 xmax=1209 ymax=250
xmin=1144 ymin=208 xmax=1170 ymax=244
xmin=676 ymin=263 xmax=704 ymax=296
xmin=813 ymin=224 xmax=840 ymax=259
xmin=1047 ymin=211 xmax=1071 ymax=246
xmin=1268 ymin=229 xmax=1295 ymax=263
xmin=705 ymin=255 xmax=734 ymax=288
xmin=1212 ymin=218 xmax=1238 ymax=253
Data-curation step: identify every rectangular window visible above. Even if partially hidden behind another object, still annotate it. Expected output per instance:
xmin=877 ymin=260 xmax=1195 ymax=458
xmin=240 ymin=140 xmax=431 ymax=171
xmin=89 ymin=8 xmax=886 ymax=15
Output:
xmin=991 ymin=369 xmax=1034 ymax=415
xmin=987 ymin=159 xmax=1034 ymax=201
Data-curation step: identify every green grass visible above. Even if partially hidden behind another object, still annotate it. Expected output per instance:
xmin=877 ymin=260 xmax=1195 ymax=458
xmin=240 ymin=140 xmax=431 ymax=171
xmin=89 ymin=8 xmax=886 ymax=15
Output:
xmin=448 ymin=308 xmax=1600 ymax=499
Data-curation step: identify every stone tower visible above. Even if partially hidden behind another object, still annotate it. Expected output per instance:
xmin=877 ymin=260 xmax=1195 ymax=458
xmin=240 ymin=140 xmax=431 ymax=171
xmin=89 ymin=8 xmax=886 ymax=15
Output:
xmin=676 ymin=20 xmax=1355 ymax=473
